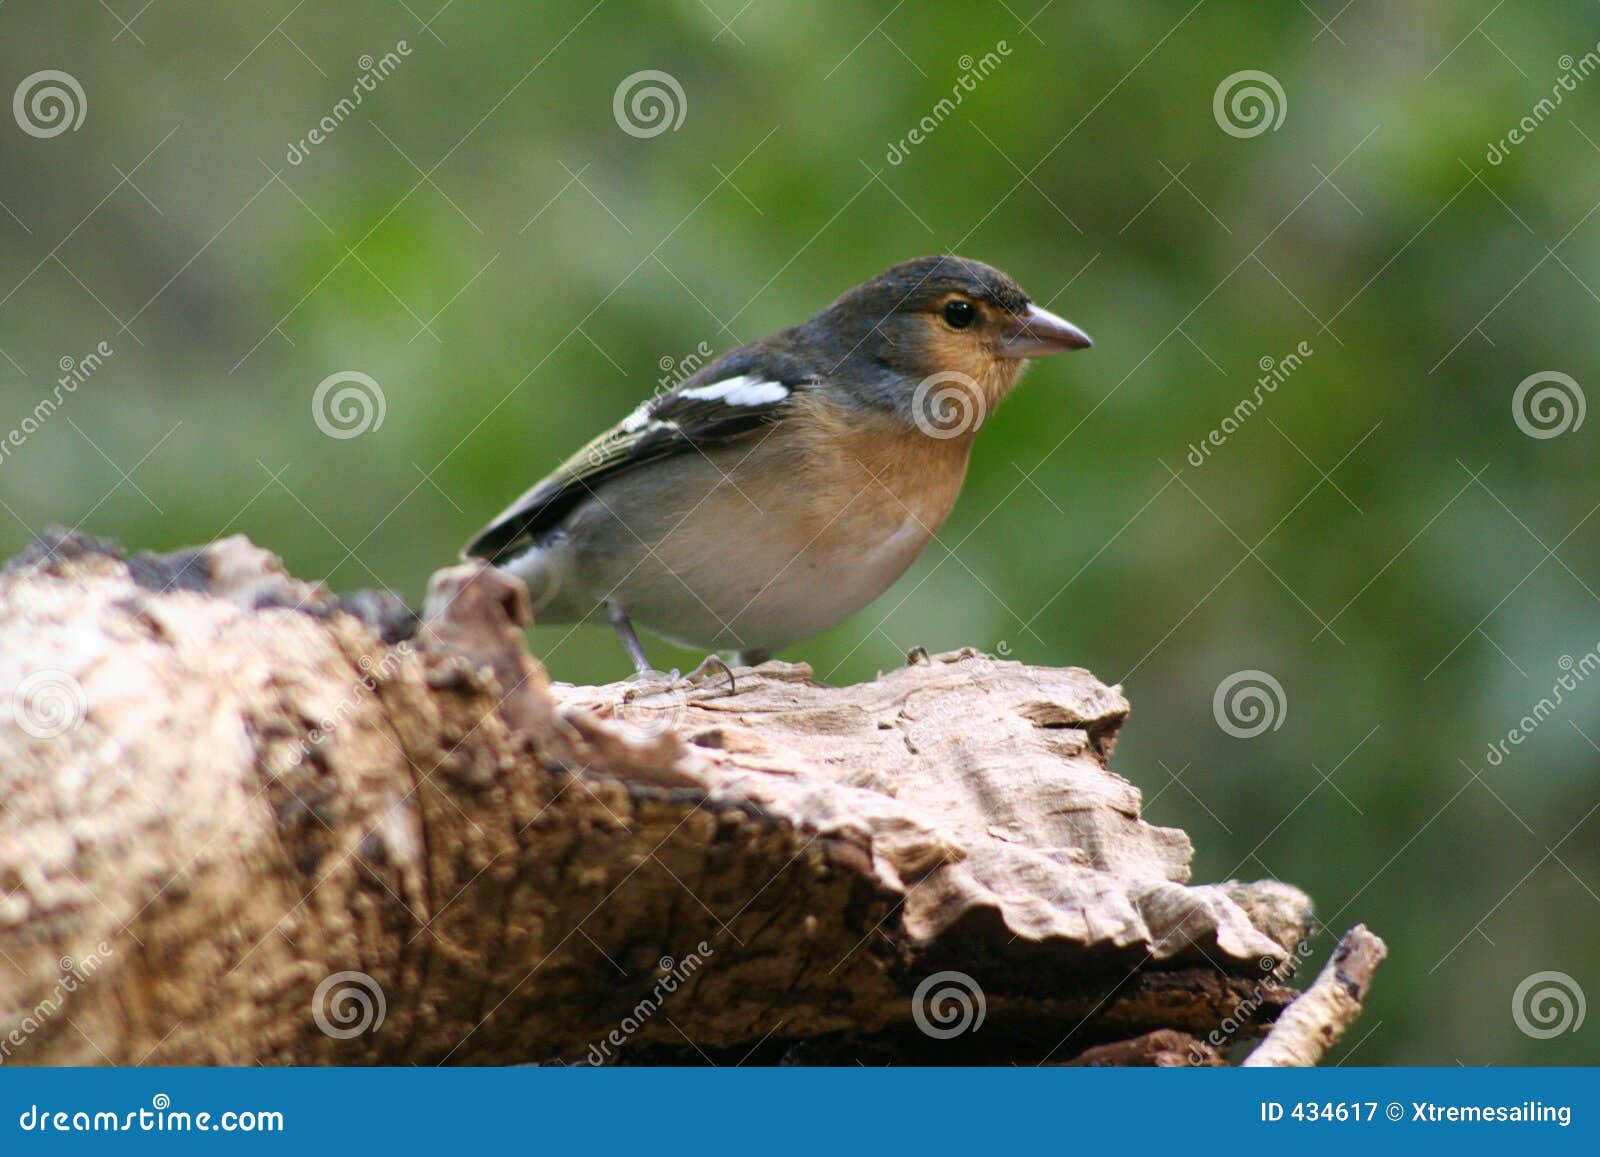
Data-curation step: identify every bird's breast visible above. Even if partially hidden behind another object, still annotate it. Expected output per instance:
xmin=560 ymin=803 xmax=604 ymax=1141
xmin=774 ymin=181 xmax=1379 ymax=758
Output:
xmin=782 ymin=391 xmax=974 ymax=550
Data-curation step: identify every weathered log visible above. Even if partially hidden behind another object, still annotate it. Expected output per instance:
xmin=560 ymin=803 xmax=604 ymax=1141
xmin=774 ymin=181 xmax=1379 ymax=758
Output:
xmin=0 ymin=529 xmax=1379 ymax=1065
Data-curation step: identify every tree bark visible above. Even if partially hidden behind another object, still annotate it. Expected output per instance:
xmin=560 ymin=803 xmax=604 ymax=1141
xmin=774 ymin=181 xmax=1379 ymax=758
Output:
xmin=0 ymin=530 xmax=1380 ymax=1065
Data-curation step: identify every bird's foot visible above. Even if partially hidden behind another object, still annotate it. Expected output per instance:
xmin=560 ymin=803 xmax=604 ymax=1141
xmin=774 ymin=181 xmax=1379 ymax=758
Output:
xmin=680 ymin=653 xmax=738 ymax=696
xmin=620 ymin=667 xmax=677 ymax=699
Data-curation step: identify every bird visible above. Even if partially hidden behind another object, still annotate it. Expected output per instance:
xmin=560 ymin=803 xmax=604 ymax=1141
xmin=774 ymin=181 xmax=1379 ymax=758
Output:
xmin=463 ymin=255 xmax=1092 ymax=675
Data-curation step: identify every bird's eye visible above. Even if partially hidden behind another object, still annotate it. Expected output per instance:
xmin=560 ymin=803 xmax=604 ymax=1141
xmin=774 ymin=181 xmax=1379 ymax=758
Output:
xmin=942 ymin=299 xmax=976 ymax=329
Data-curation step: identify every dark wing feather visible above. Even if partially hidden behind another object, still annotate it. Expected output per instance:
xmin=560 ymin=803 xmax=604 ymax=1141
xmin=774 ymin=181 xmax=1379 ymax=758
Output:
xmin=463 ymin=376 xmax=809 ymax=563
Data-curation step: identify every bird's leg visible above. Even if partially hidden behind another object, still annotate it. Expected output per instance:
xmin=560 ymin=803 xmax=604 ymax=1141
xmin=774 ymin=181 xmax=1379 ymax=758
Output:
xmin=607 ymin=601 xmax=654 ymax=677
xmin=735 ymin=648 xmax=771 ymax=668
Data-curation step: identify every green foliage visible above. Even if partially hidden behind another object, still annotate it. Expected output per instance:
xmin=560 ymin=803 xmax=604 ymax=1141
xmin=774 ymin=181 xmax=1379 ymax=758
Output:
xmin=2 ymin=0 xmax=1596 ymax=1064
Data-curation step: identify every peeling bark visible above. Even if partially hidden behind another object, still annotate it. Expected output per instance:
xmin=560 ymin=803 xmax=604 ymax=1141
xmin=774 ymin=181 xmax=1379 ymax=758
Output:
xmin=0 ymin=529 xmax=1380 ymax=1065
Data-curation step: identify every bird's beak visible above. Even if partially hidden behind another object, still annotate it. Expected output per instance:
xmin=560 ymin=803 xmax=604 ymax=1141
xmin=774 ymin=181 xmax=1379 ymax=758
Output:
xmin=998 ymin=304 xmax=1093 ymax=357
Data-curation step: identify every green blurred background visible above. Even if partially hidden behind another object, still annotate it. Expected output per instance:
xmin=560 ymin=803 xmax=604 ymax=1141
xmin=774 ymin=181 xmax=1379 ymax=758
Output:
xmin=2 ymin=1 xmax=1596 ymax=1064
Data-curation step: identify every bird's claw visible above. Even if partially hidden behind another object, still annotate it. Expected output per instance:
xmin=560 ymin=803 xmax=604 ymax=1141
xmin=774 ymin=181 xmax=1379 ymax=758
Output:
xmin=682 ymin=653 xmax=737 ymax=696
xmin=622 ymin=667 xmax=677 ymax=700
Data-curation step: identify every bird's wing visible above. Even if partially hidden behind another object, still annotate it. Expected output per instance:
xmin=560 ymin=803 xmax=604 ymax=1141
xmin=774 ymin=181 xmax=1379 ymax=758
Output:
xmin=464 ymin=373 xmax=812 ymax=563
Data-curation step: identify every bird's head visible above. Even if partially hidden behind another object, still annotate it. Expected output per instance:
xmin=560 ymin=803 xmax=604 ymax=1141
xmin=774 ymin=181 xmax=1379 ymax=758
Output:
xmin=805 ymin=255 xmax=1092 ymax=434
